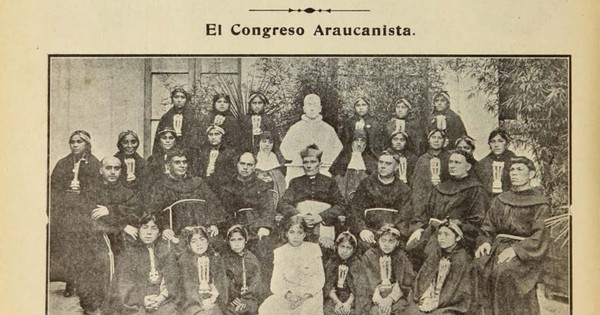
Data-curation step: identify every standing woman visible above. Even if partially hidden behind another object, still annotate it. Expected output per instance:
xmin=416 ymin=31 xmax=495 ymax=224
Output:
xmin=339 ymin=97 xmax=385 ymax=154
xmin=143 ymin=127 xmax=178 ymax=193
xmin=201 ymin=93 xmax=242 ymax=152
xmin=114 ymin=130 xmax=146 ymax=191
xmin=49 ymin=130 xmax=101 ymax=297
xmin=409 ymin=129 xmax=450 ymax=227
xmin=386 ymin=131 xmax=418 ymax=185
xmin=426 ymin=91 xmax=467 ymax=150
xmin=240 ymin=92 xmax=282 ymax=154
xmin=385 ymin=98 xmax=426 ymax=155
xmin=475 ymin=129 xmax=516 ymax=195
xmin=153 ymin=87 xmax=201 ymax=154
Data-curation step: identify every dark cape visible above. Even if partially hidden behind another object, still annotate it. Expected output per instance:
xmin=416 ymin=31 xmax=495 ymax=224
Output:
xmin=103 ymin=238 xmax=179 ymax=315
xmin=474 ymin=150 xmax=517 ymax=195
xmin=410 ymin=150 xmax=451 ymax=223
xmin=475 ymin=187 xmax=551 ymax=315
xmin=388 ymin=148 xmax=419 ymax=185
xmin=406 ymin=247 xmax=477 ymax=315
xmin=153 ymin=106 xmax=201 ymax=154
xmin=239 ymin=112 xmax=281 ymax=152
xmin=323 ymin=254 xmax=368 ymax=314
xmin=349 ymin=174 xmax=413 ymax=239
xmin=149 ymin=175 xmax=226 ymax=234
xmin=411 ymin=174 xmax=490 ymax=255
xmin=199 ymin=110 xmax=242 ymax=152
xmin=385 ymin=117 xmax=427 ymax=155
xmin=193 ymin=143 xmax=237 ymax=194
xmin=223 ymin=249 xmax=263 ymax=315
xmin=339 ymin=114 xmax=385 ymax=154
xmin=361 ymin=247 xmax=415 ymax=314
xmin=179 ymin=250 xmax=229 ymax=314
xmin=49 ymin=153 xmax=101 ymax=282
xmin=114 ymin=151 xmax=147 ymax=192
xmin=426 ymin=108 xmax=467 ymax=150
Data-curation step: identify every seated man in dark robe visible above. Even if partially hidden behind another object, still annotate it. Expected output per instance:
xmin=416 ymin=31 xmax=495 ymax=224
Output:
xmin=220 ymin=152 xmax=277 ymax=285
xmin=193 ymin=124 xmax=237 ymax=195
xmin=349 ymin=150 xmax=413 ymax=253
xmin=78 ymin=156 xmax=142 ymax=314
xmin=278 ymin=144 xmax=346 ymax=249
xmin=408 ymin=150 xmax=490 ymax=264
xmin=149 ymin=148 xmax=226 ymax=246
xmin=475 ymin=157 xmax=551 ymax=315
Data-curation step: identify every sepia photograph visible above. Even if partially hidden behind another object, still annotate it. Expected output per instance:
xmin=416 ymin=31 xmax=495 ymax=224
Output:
xmin=47 ymin=56 xmax=570 ymax=315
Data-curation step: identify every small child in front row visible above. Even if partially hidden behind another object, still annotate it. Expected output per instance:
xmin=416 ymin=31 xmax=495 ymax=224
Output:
xmin=362 ymin=224 xmax=415 ymax=315
xmin=323 ymin=231 xmax=367 ymax=315
xmin=259 ymin=215 xmax=325 ymax=315
xmin=179 ymin=226 xmax=228 ymax=315
xmin=405 ymin=219 xmax=476 ymax=315
xmin=223 ymin=225 xmax=263 ymax=315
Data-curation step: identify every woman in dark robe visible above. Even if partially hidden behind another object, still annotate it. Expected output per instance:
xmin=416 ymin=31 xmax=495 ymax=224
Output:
xmin=339 ymin=97 xmax=385 ymax=154
xmin=239 ymin=92 xmax=282 ymax=154
xmin=153 ymin=87 xmax=201 ymax=154
xmin=408 ymin=150 xmax=490 ymax=265
xmin=179 ymin=226 xmax=229 ymax=315
xmin=193 ymin=124 xmax=237 ymax=194
xmin=410 ymin=129 xmax=451 ymax=228
xmin=49 ymin=130 xmax=101 ymax=297
xmin=200 ymin=93 xmax=242 ymax=152
xmin=329 ymin=128 xmax=378 ymax=199
xmin=386 ymin=130 xmax=418 ymax=185
xmin=361 ymin=224 xmax=415 ymax=315
xmin=475 ymin=157 xmax=550 ymax=315
xmin=114 ymin=130 xmax=146 ymax=191
xmin=104 ymin=215 xmax=179 ymax=315
xmin=223 ymin=225 xmax=263 ymax=315
xmin=474 ymin=129 xmax=517 ymax=196
xmin=426 ymin=91 xmax=467 ymax=150
xmin=385 ymin=98 xmax=426 ymax=155
xmin=406 ymin=220 xmax=477 ymax=315
xmin=323 ymin=231 xmax=367 ymax=315
xmin=143 ymin=127 xmax=178 ymax=195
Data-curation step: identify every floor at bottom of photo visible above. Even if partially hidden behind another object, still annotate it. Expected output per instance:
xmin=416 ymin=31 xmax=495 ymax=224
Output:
xmin=48 ymin=281 xmax=569 ymax=314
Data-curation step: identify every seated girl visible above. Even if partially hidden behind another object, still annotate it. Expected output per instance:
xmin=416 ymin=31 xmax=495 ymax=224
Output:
xmin=179 ymin=226 xmax=228 ymax=315
xmin=259 ymin=216 xmax=325 ymax=315
xmin=362 ymin=224 xmax=415 ymax=315
xmin=223 ymin=225 xmax=263 ymax=315
xmin=200 ymin=93 xmax=242 ymax=151
xmin=406 ymin=219 xmax=476 ymax=315
xmin=323 ymin=231 xmax=367 ymax=315
xmin=103 ymin=214 xmax=178 ymax=315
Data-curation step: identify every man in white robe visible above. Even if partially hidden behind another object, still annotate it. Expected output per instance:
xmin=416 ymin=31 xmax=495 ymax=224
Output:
xmin=280 ymin=94 xmax=343 ymax=179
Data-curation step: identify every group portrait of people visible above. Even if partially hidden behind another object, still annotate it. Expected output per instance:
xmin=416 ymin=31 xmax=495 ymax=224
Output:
xmin=49 ymin=87 xmax=553 ymax=315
